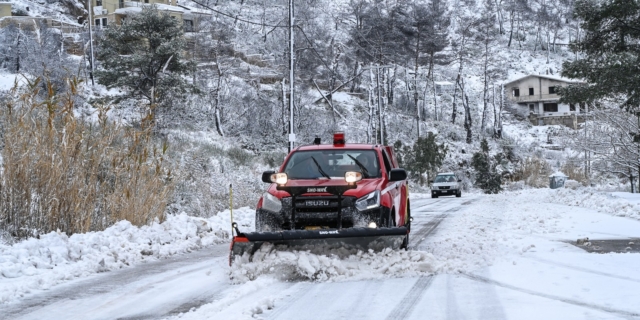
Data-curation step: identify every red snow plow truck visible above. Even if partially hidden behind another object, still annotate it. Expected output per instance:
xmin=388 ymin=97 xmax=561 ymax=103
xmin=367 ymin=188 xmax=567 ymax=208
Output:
xmin=230 ymin=133 xmax=411 ymax=263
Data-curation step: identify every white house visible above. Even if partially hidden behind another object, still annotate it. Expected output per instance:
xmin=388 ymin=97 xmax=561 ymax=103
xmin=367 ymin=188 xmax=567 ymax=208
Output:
xmin=504 ymin=74 xmax=586 ymax=129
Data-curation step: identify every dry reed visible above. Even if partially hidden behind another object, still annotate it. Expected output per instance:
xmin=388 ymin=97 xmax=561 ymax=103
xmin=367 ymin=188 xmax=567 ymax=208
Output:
xmin=0 ymin=76 xmax=173 ymax=239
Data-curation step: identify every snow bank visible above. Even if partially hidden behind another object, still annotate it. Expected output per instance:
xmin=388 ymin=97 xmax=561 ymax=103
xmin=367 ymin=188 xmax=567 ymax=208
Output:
xmin=230 ymin=245 xmax=439 ymax=283
xmin=0 ymin=207 xmax=254 ymax=304
xmin=516 ymin=188 xmax=640 ymax=221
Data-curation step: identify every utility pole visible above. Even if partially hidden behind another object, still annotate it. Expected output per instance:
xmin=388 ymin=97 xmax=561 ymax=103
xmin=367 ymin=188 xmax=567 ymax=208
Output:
xmin=87 ymin=0 xmax=95 ymax=86
xmin=288 ymin=0 xmax=295 ymax=153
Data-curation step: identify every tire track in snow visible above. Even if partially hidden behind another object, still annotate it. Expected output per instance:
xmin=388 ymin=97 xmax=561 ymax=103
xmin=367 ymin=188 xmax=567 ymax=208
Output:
xmin=410 ymin=214 xmax=449 ymax=249
xmin=524 ymin=257 xmax=640 ymax=284
xmin=384 ymin=276 xmax=434 ymax=320
xmin=264 ymin=283 xmax=308 ymax=320
xmin=2 ymin=244 xmax=229 ymax=319
xmin=461 ymin=272 xmax=640 ymax=318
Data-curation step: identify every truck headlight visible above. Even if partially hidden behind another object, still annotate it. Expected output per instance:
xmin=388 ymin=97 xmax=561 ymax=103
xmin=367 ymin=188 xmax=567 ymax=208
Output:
xmin=262 ymin=192 xmax=282 ymax=213
xmin=355 ymin=190 xmax=380 ymax=211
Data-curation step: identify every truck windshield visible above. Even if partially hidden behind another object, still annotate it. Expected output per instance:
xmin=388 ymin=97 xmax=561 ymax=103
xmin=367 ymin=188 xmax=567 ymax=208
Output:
xmin=283 ymin=150 xmax=381 ymax=179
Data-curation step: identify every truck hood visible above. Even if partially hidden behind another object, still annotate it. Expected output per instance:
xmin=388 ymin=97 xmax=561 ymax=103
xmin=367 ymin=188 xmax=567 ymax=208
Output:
xmin=267 ymin=178 xmax=382 ymax=199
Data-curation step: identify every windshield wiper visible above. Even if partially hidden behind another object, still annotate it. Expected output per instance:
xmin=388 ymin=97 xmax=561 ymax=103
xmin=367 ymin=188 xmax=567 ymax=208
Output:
xmin=310 ymin=156 xmax=331 ymax=179
xmin=347 ymin=154 xmax=370 ymax=178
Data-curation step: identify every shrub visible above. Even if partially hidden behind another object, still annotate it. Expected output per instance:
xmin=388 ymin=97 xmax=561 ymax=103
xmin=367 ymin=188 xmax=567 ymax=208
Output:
xmin=471 ymin=139 xmax=503 ymax=194
xmin=0 ymin=77 xmax=174 ymax=239
xmin=512 ymin=156 xmax=553 ymax=187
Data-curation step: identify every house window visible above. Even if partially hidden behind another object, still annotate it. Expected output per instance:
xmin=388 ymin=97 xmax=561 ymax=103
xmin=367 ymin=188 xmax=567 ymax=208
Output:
xmin=145 ymin=0 xmax=149 ymax=3
xmin=570 ymin=104 xmax=576 ymax=112
xmin=543 ymin=103 xmax=558 ymax=112
xmin=119 ymin=0 xmax=124 ymax=8
xmin=549 ymin=86 xmax=556 ymax=94
xmin=102 ymin=18 xmax=108 ymax=27
xmin=96 ymin=0 xmax=102 ymax=6
xmin=184 ymin=19 xmax=194 ymax=32
xmin=513 ymin=88 xmax=520 ymax=97
xmin=529 ymin=88 xmax=534 ymax=95
xmin=529 ymin=104 xmax=535 ymax=113
xmin=95 ymin=19 xmax=101 ymax=27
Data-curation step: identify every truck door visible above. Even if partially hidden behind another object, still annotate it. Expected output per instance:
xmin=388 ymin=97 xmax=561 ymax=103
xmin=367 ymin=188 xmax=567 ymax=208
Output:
xmin=381 ymin=150 xmax=402 ymax=226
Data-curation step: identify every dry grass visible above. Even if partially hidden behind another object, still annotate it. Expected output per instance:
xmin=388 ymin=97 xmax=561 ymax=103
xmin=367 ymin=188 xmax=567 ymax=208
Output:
xmin=561 ymin=162 xmax=587 ymax=184
xmin=0 ymin=77 xmax=173 ymax=239
xmin=512 ymin=156 xmax=553 ymax=188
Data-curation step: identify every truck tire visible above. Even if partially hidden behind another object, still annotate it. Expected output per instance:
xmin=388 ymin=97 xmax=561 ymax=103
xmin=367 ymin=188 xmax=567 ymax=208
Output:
xmin=431 ymin=194 xmax=438 ymax=198
xmin=456 ymin=191 xmax=461 ymax=198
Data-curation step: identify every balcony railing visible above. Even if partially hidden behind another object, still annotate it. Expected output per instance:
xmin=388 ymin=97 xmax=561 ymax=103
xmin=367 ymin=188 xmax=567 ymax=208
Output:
xmin=511 ymin=93 xmax=560 ymax=102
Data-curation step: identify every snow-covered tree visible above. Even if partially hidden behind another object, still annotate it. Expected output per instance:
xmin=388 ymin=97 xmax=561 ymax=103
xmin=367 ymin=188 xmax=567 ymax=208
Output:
xmin=95 ymin=6 xmax=195 ymax=126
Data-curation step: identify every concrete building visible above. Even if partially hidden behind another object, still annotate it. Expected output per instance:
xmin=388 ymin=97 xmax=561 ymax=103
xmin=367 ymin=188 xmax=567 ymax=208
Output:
xmin=90 ymin=0 xmax=210 ymax=32
xmin=0 ymin=2 xmax=12 ymax=18
xmin=504 ymin=74 xmax=586 ymax=129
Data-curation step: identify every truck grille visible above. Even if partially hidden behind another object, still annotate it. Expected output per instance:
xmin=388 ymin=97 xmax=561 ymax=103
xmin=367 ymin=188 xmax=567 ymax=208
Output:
xmin=439 ymin=186 xmax=450 ymax=190
xmin=290 ymin=196 xmax=356 ymax=213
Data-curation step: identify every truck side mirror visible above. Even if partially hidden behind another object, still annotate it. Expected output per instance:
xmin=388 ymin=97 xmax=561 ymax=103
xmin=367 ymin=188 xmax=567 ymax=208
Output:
xmin=262 ymin=170 xmax=276 ymax=183
xmin=429 ymin=180 xmax=434 ymax=183
xmin=458 ymin=179 xmax=462 ymax=182
xmin=389 ymin=168 xmax=407 ymax=182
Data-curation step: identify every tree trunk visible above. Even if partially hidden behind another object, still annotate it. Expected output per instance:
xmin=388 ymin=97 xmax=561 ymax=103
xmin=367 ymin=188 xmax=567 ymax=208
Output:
xmin=481 ymin=39 xmax=489 ymax=135
xmin=452 ymin=73 xmax=460 ymax=125
xmin=213 ymin=61 xmax=225 ymax=137
xmin=414 ymin=36 xmax=420 ymax=137
xmin=507 ymin=10 xmax=514 ymax=47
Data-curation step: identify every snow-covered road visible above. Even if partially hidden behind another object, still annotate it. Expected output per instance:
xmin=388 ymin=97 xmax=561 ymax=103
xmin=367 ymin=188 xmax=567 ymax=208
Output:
xmin=2 ymin=191 xmax=640 ymax=320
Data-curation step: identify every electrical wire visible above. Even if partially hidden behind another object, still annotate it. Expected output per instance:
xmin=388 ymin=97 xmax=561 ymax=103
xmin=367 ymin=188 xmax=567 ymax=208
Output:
xmin=187 ymin=0 xmax=288 ymax=28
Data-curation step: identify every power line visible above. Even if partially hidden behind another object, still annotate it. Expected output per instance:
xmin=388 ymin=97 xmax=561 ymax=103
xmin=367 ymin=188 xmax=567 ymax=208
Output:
xmin=188 ymin=0 xmax=288 ymax=28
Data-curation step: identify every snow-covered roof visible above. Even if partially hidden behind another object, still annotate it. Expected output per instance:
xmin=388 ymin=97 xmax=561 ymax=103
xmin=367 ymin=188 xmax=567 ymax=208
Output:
xmin=178 ymin=5 xmax=213 ymax=15
xmin=503 ymin=74 xmax=584 ymax=86
xmin=117 ymin=2 xmax=186 ymax=15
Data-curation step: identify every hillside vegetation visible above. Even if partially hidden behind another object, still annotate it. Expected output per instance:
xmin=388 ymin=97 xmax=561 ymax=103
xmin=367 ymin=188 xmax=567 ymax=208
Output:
xmin=2 ymin=0 xmax=638 ymax=238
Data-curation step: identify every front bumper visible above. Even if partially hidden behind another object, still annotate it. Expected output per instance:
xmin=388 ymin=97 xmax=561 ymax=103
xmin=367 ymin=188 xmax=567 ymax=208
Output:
xmin=431 ymin=189 xmax=459 ymax=196
xmin=256 ymin=198 xmax=391 ymax=230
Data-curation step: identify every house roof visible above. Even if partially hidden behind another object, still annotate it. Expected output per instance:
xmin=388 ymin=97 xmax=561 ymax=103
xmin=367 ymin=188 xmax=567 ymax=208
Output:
xmin=115 ymin=2 xmax=186 ymax=15
xmin=178 ymin=5 xmax=213 ymax=15
xmin=503 ymin=74 xmax=584 ymax=86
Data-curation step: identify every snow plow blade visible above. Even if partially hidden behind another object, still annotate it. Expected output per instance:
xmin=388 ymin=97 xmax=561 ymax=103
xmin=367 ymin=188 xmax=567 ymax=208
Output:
xmin=230 ymin=227 xmax=408 ymax=264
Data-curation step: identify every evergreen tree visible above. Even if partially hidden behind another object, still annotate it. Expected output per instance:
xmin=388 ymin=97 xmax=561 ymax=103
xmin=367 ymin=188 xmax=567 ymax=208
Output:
xmin=95 ymin=6 xmax=195 ymax=122
xmin=471 ymin=138 xmax=502 ymax=194
xmin=409 ymin=133 xmax=448 ymax=185
xmin=560 ymin=0 xmax=640 ymax=111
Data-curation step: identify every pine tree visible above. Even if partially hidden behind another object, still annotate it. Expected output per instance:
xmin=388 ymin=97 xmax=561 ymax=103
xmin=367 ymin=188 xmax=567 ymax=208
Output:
xmin=471 ymin=138 xmax=502 ymax=194
xmin=560 ymin=0 xmax=640 ymax=111
xmin=409 ymin=132 xmax=448 ymax=185
xmin=95 ymin=6 xmax=195 ymax=124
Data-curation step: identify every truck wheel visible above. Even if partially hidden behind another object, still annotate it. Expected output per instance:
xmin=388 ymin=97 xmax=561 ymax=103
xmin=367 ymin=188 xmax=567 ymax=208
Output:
xmin=456 ymin=191 xmax=462 ymax=198
xmin=431 ymin=194 xmax=438 ymax=198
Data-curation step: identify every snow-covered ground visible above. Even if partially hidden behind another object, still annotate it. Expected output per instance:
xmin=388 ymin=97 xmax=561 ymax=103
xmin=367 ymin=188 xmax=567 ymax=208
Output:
xmin=2 ymin=188 xmax=640 ymax=319
xmin=0 ymin=207 xmax=254 ymax=304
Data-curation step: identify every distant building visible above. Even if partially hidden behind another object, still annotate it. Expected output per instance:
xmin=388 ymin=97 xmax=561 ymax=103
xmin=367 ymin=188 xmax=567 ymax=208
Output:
xmin=90 ymin=0 xmax=211 ymax=32
xmin=504 ymin=74 xmax=586 ymax=129
xmin=0 ymin=3 xmax=11 ymax=18
xmin=434 ymin=81 xmax=454 ymax=95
